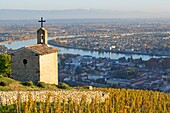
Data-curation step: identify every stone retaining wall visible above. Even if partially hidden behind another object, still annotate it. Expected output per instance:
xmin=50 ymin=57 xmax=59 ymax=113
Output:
xmin=0 ymin=90 xmax=109 ymax=105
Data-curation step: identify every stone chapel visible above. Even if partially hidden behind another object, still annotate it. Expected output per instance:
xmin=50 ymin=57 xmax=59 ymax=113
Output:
xmin=11 ymin=17 xmax=60 ymax=84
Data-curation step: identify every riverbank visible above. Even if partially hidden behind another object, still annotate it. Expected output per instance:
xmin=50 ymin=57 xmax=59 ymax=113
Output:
xmin=1 ymin=38 xmax=168 ymax=57
xmin=0 ymin=37 xmax=36 ymax=45
xmin=1 ymin=38 xmax=166 ymax=60
xmin=48 ymin=40 xmax=170 ymax=57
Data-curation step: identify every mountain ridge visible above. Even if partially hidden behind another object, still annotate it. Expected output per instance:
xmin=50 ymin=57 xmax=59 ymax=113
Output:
xmin=0 ymin=9 xmax=170 ymax=20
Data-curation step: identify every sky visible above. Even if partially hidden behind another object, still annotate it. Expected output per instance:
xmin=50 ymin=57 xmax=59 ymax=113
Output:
xmin=0 ymin=0 xmax=170 ymax=12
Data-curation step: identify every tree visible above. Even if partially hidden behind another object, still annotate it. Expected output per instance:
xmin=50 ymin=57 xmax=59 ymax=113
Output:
xmin=0 ymin=54 xmax=11 ymax=77
xmin=118 ymin=57 xmax=126 ymax=62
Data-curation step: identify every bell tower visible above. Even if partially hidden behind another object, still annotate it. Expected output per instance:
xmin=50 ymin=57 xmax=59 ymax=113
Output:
xmin=37 ymin=17 xmax=48 ymax=44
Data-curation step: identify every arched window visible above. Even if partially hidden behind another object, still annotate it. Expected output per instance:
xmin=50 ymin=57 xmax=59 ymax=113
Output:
xmin=41 ymin=33 xmax=44 ymax=43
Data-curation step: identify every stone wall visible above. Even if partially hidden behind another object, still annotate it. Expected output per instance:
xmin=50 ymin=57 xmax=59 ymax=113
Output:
xmin=0 ymin=90 xmax=109 ymax=105
xmin=40 ymin=53 xmax=58 ymax=85
xmin=12 ymin=48 xmax=39 ymax=82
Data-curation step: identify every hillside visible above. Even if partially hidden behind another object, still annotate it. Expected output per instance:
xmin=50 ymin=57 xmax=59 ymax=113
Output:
xmin=0 ymin=77 xmax=59 ymax=91
xmin=0 ymin=77 xmax=170 ymax=112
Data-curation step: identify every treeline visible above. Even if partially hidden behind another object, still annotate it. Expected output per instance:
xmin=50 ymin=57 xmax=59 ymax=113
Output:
xmin=0 ymin=88 xmax=170 ymax=113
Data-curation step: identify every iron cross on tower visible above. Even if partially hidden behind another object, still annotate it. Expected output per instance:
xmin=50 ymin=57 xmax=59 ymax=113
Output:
xmin=38 ymin=17 xmax=46 ymax=27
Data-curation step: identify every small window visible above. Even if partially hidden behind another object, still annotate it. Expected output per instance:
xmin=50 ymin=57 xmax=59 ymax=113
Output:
xmin=23 ymin=59 xmax=28 ymax=65
xmin=41 ymin=34 xmax=44 ymax=43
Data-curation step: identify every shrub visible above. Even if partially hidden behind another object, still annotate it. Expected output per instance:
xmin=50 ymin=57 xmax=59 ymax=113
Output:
xmin=57 ymin=82 xmax=71 ymax=89
xmin=0 ymin=54 xmax=11 ymax=77
xmin=0 ymin=81 xmax=9 ymax=86
xmin=24 ymin=81 xmax=34 ymax=86
xmin=37 ymin=82 xmax=46 ymax=88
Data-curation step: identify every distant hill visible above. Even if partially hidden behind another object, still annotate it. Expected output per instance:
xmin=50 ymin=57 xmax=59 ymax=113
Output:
xmin=0 ymin=9 xmax=170 ymax=20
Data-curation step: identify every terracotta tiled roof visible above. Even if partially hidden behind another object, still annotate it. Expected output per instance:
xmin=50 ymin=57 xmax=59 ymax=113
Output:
xmin=25 ymin=44 xmax=60 ymax=55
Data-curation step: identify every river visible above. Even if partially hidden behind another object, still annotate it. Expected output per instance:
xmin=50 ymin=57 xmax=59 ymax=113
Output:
xmin=2 ymin=38 xmax=166 ymax=60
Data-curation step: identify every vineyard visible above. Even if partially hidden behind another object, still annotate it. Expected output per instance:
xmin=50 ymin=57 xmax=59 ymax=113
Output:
xmin=0 ymin=88 xmax=170 ymax=113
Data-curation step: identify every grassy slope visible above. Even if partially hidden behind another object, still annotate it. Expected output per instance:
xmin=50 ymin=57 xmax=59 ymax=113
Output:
xmin=0 ymin=77 xmax=59 ymax=91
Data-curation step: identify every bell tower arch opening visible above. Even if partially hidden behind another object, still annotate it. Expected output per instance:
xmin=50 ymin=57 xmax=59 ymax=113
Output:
xmin=37 ymin=17 xmax=48 ymax=45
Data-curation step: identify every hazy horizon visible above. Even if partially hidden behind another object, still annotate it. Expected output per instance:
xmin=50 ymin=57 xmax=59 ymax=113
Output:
xmin=1 ymin=0 xmax=170 ymax=20
xmin=0 ymin=8 xmax=169 ymax=13
xmin=0 ymin=9 xmax=170 ymax=20
xmin=0 ymin=0 xmax=170 ymax=13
